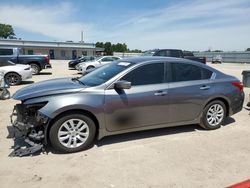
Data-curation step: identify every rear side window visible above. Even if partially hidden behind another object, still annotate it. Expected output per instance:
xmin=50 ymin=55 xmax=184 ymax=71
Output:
xmin=122 ymin=63 xmax=164 ymax=86
xmin=169 ymin=50 xmax=182 ymax=58
xmin=0 ymin=49 xmax=13 ymax=55
xmin=202 ymin=68 xmax=213 ymax=79
xmin=171 ymin=63 xmax=202 ymax=82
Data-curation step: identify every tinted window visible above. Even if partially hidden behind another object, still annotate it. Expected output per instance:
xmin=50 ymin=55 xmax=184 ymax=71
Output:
xmin=169 ymin=50 xmax=182 ymax=58
xmin=202 ymin=68 xmax=213 ymax=79
xmin=122 ymin=63 xmax=164 ymax=86
xmin=183 ymin=51 xmax=194 ymax=56
xmin=0 ymin=49 xmax=13 ymax=55
xmin=171 ymin=63 xmax=202 ymax=82
xmin=155 ymin=50 xmax=167 ymax=56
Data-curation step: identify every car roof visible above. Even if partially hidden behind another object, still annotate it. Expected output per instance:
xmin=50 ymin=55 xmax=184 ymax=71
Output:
xmin=119 ymin=56 xmax=188 ymax=64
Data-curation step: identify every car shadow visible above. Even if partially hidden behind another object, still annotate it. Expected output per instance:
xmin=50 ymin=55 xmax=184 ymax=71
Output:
xmin=222 ymin=117 xmax=235 ymax=126
xmin=96 ymin=117 xmax=236 ymax=147
xmin=37 ymin=72 xmax=52 ymax=75
xmin=21 ymin=80 xmax=35 ymax=85
xmin=96 ymin=124 xmax=200 ymax=147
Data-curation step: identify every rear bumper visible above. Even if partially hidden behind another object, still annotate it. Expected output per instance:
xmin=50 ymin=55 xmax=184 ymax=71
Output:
xmin=230 ymin=92 xmax=245 ymax=115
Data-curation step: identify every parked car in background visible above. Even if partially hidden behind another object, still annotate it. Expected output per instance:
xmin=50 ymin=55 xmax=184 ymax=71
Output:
xmin=212 ymin=55 xmax=223 ymax=64
xmin=0 ymin=47 xmax=51 ymax=75
xmin=77 ymin=56 xmax=122 ymax=72
xmin=143 ymin=49 xmax=206 ymax=64
xmin=8 ymin=57 xmax=244 ymax=156
xmin=0 ymin=60 xmax=32 ymax=85
xmin=68 ymin=56 xmax=95 ymax=69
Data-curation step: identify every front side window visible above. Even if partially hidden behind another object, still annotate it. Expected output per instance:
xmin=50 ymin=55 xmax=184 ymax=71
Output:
xmin=122 ymin=63 xmax=164 ymax=86
xmin=171 ymin=63 xmax=202 ymax=82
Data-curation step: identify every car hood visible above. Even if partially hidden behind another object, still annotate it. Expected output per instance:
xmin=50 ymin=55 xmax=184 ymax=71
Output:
xmin=12 ymin=77 xmax=86 ymax=101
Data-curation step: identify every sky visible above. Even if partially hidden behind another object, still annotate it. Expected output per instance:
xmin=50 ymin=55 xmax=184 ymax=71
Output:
xmin=0 ymin=0 xmax=249 ymax=51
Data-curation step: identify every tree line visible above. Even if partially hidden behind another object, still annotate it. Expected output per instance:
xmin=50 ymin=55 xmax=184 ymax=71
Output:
xmin=96 ymin=42 xmax=142 ymax=55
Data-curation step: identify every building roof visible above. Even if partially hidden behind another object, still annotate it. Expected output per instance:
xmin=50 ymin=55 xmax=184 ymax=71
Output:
xmin=0 ymin=39 xmax=95 ymax=49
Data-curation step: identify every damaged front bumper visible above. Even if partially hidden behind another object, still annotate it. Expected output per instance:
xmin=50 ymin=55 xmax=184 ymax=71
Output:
xmin=7 ymin=103 xmax=49 ymax=157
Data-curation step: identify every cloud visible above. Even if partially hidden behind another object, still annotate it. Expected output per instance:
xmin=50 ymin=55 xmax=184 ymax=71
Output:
xmin=0 ymin=2 xmax=95 ymax=42
xmin=97 ymin=0 xmax=250 ymax=51
xmin=0 ymin=0 xmax=249 ymax=51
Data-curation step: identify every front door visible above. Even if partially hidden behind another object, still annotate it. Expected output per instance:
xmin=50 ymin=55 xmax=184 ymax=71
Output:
xmin=104 ymin=62 xmax=169 ymax=132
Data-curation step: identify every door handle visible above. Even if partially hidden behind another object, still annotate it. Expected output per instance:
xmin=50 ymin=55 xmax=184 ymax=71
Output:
xmin=154 ymin=91 xmax=167 ymax=96
xmin=200 ymin=85 xmax=210 ymax=90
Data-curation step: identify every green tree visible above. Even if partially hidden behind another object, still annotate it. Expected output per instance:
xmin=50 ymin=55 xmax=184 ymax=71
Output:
xmin=104 ymin=42 xmax=112 ymax=55
xmin=246 ymin=48 xmax=250 ymax=51
xmin=0 ymin=23 xmax=15 ymax=39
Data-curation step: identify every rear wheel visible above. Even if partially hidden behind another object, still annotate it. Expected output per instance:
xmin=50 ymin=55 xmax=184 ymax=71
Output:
xmin=199 ymin=100 xmax=226 ymax=130
xmin=49 ymin=113 xmax=96 ymax=153
xmin=5 ymin=72 xmax=22 ymax=86
xmin=30 ymin=63 xmax=41 ymax=75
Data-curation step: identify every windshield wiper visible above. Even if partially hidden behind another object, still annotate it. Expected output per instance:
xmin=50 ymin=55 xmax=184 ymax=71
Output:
xmin=71 ymin=77 xmax=85 ymax=85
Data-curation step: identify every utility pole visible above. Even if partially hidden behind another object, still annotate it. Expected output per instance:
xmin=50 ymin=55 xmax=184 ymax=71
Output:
xmin=81 ymin=30 xmax=83 ymax=43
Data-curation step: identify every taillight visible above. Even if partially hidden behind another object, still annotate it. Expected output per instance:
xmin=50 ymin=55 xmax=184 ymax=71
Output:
xmin=232 ymin=82 xmax=243 ymax=92
xmin=45 ymin=56 xmax=50 ymax=64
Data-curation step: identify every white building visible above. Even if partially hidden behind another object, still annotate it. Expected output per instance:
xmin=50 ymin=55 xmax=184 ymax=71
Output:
xmin=0 ymin=39 xmax=104 ymax=59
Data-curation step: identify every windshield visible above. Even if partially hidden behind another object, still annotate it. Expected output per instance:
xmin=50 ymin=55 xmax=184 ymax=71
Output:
xmin=79 ymin=61 xmax=134 ymax=86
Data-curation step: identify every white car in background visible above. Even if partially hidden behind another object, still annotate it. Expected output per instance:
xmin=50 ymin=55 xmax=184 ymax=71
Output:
xmin=77 ymin=56 xmax=122 ymax=73
xmin=0 ymin=61 xmax=33 ymax=86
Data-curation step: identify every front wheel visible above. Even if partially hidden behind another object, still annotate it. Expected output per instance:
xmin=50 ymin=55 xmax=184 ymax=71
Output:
xmin=199 ymin=100 xmax=226 ymax=130
xmin=49 ymin=113 xmax=96 ymax=153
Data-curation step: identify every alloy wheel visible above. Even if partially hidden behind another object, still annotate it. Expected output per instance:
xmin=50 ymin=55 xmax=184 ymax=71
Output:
xmin=206 ymin=104 xmax=224 ymax=126
xmin=57 ymin=119 xmax=89 ymax=148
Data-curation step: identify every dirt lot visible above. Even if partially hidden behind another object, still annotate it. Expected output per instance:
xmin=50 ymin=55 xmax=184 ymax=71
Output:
xmin=0 ymin=60 xmax=250 ymax=188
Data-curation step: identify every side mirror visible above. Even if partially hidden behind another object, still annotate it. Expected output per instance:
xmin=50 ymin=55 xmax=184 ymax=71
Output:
xmin=114 ymin=80 xmax=131 ymax=90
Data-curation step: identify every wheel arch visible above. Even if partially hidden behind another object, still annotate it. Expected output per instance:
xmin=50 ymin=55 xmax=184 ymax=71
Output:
xmin=45 ymin=109 xmax=100 ymax=144
xmin=204 ymin=97 xmax=230 ymax=117
xmin=28 ymin=61 xmax=41 ymax=69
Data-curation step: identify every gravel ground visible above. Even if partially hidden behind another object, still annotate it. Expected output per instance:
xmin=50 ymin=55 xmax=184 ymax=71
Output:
xmin=0 ymin=60 xmax=250 ymax=188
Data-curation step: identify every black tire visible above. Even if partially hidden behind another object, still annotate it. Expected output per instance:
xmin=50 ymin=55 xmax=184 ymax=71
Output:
xmin=86 ymin=65 xmax=95 ymax=70
xmin=49 ymin=113 xmax=96 ymax=153
xmin=199 ymin=100 xmax=226 ymax=130
xmin=0 ymin=89 xmax=10 ymax=100
xmin=5 ymin=72 xmax=22 ymax=86
xmin=30 ymin=63 xmax=41 ymax=75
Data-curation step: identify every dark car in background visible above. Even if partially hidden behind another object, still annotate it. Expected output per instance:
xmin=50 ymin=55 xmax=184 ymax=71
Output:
xmin=68 ymin=56 xmax=95 ymax=69
xmin=8 ymin=57 xmax=244 ymax=156
xmin=0 ymin=47 xmax=51 ymax=75
xmin=143 ymin=49 xmax=206 ymax=64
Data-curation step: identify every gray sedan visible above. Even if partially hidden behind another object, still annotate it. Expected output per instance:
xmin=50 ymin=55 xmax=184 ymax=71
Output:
xmin=8 ymin=57 xmax=244 ymax=155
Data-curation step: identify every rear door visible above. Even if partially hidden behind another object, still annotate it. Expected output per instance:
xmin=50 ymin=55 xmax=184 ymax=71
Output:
xmin=104 ymin=62 xmax=169 ymax=132
xmin=167 ymin=62 xmax=214 ymax=122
